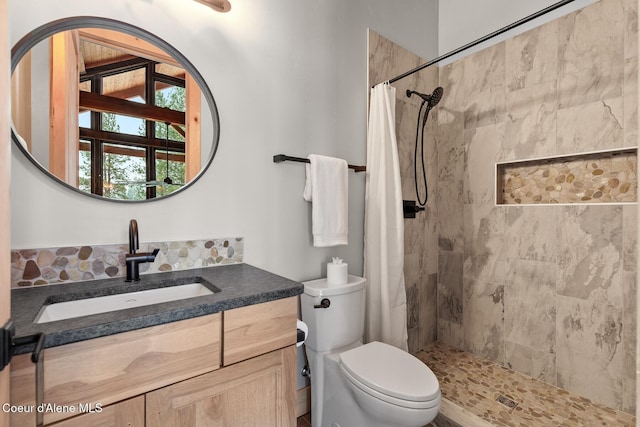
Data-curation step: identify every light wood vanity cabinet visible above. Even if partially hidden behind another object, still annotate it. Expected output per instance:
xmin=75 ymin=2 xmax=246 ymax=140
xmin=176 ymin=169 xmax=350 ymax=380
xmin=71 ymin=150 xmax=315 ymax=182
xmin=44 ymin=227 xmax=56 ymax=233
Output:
xmin=146 ymin=345 xmax=296 ymax=426
xmin=49 ymin=396 xmax=145 ymax=427
xmin=10 ymin=296 xmax=298 ymax=427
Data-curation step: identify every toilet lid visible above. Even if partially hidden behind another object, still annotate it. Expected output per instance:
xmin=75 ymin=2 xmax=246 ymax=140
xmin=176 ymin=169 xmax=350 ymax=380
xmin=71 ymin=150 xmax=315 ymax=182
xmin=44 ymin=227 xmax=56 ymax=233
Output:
xmin=339 ymin=341 xmax=440 ymax=402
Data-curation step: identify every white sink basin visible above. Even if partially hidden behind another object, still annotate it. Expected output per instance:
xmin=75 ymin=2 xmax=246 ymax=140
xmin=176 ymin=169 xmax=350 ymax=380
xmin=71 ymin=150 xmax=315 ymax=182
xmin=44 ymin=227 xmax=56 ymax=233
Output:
xmin=35 ymin=283 xmax=215 ymax=324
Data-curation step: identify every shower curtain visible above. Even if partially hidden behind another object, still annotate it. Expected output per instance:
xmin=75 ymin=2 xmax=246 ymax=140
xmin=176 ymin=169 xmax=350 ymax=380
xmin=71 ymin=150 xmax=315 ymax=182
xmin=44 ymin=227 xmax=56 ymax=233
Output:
xmin=364 ymin=83 xmax=408 ymax=351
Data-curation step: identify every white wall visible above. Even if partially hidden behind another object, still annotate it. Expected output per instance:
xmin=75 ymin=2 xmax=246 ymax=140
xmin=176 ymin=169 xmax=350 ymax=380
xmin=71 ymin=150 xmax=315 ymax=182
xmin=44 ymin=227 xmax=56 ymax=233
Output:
xmin=8 ymin=0 xmax=437 ymax=282
xmin=438 ymin=0 xmax=595 ymax=62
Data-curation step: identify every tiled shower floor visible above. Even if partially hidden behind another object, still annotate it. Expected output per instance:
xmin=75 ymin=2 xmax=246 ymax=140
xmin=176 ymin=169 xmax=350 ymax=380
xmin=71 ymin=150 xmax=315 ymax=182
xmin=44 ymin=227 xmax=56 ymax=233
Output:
xmin=415 ymin=342 xmax=636 ymax=427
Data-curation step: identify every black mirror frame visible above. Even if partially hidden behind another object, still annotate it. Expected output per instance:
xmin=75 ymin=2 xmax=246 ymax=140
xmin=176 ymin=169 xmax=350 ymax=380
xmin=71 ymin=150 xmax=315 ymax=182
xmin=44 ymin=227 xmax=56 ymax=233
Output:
xmin=10 ymin=16 xmax=221 ymax=203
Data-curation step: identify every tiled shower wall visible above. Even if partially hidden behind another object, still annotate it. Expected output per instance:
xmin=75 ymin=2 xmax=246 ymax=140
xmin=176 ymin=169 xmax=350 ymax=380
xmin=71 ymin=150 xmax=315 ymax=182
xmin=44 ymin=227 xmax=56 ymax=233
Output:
xmin=368 ymin=31 xmax=439 ymax=353
xmin=369 ymin=0 xmax=637 ymax=415
xmin=437 ymin=0 xmax=637 ymax=414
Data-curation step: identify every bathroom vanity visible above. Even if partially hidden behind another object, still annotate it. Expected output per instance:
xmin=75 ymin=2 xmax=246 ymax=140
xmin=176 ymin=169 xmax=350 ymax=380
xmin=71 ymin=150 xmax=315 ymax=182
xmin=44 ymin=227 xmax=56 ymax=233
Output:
xmin=9 ymin=264 xmax=302 ymax=426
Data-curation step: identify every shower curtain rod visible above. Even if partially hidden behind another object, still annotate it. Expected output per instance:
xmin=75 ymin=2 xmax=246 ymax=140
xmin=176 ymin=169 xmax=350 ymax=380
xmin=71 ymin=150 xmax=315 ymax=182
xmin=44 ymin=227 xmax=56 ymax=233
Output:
xmin=379 ymin=0 xmax=576 ymax=86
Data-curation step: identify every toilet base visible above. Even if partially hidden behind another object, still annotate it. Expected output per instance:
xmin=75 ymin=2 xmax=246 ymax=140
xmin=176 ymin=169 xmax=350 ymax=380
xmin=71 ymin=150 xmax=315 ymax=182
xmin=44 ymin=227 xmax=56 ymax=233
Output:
xmin=307 ymin=344 xmax=439 ymax=427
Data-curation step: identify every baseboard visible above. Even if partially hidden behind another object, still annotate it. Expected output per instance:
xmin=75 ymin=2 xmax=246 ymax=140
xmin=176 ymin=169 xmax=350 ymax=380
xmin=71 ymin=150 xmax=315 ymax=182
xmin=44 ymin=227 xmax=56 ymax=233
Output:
xmin=296 ymin=385 xmax=311 ymax=418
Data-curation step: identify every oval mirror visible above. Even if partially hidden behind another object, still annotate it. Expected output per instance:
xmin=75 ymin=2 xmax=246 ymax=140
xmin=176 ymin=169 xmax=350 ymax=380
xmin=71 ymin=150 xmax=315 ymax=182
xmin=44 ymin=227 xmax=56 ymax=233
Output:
xmin=11 ymin=17 xmax=220 ymax=202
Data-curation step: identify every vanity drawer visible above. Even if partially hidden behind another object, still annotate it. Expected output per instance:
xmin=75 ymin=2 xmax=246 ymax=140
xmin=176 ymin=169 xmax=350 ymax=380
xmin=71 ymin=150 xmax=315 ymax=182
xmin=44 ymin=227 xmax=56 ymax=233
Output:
xmin=223 ymin=297 xmax=297 ymax=365
xmin=45 ymin=313 xmax=221 ymax=424
xmin=12 ymin=313 xmax=221 ymax=425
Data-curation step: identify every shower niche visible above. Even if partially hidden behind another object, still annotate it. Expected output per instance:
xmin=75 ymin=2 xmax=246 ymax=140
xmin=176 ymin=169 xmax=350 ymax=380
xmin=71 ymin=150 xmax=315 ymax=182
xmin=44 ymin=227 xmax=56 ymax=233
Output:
xmin=496 ymin=147 xmax=637 ymax=205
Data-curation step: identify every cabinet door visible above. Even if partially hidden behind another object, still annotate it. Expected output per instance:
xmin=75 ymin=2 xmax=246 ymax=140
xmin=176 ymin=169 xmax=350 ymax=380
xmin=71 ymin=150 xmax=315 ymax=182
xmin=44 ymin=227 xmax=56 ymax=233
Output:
xmin=49 ymin=396 xmax=144 ymax=427
xmin=146 ymin=345 xmax=297 ymax=427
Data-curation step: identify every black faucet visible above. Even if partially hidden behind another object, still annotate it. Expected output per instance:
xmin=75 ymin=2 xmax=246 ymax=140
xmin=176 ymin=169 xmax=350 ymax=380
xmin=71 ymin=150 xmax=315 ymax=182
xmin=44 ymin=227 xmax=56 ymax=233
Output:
xmin=125 ymin=219 xmax=160 ymax=282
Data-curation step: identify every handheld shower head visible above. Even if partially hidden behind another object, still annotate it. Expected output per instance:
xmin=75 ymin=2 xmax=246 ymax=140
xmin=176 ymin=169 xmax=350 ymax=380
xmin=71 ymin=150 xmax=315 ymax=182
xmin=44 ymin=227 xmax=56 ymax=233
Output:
xmin=406 ymin=87 xmax=444 ymax=109
xmin=428 ymin=87 xmax=443 ymax=108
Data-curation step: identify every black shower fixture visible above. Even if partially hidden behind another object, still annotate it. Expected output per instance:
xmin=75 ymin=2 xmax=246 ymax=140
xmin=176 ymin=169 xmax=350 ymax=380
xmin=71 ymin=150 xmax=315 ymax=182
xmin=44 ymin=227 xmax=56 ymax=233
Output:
xmin=403 ymin=86 xmax=444 ymax=217
xmin=406 ymin=87 xmax=443 ymax=110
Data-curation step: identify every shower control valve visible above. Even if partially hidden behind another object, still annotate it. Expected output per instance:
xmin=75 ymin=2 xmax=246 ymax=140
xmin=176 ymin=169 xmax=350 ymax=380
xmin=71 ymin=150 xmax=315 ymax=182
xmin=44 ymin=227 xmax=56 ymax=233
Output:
xmin=314 ymin=298 xmax=331 ymax=309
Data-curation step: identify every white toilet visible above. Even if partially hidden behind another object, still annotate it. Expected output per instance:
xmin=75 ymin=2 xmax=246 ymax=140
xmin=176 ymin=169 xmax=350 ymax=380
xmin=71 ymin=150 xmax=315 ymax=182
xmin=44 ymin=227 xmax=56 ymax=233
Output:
xmin=301 ymin=275 xmax=441 ymax=427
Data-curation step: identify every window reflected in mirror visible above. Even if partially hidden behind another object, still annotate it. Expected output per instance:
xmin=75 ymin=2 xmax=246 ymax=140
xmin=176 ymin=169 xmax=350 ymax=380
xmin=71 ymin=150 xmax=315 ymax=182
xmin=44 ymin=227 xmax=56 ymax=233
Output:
xmin=11 ymin=21 xmax=217 ymax=202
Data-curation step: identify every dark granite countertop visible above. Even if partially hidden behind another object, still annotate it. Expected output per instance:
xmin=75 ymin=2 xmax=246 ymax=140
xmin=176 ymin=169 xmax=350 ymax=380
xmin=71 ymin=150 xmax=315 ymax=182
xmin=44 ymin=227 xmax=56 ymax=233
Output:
xmin=11 ymin=263 xmax=303 ymax=355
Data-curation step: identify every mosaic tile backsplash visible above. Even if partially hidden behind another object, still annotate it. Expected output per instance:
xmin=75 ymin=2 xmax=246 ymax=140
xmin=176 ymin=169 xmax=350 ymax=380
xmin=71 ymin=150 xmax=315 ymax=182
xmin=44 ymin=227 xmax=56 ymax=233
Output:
xmin=11 ymin=238 xmax=243 ymax=288
xmin=498 ymin=149 xmax=637 ymax=204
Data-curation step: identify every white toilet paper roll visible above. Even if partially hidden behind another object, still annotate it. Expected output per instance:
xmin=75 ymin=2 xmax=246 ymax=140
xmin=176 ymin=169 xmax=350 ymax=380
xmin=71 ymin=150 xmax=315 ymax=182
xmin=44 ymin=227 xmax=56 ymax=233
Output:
xmin=327 ymin=262 xmax=348 ymax=285
xmin=296 ymin=320 xmax=308 ymax=347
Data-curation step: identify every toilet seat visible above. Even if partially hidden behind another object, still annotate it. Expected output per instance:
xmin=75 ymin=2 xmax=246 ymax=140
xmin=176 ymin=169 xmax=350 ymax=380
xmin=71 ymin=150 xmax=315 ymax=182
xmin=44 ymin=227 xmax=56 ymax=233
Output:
xmin=339 ymin=341 xmax=440 ymax=409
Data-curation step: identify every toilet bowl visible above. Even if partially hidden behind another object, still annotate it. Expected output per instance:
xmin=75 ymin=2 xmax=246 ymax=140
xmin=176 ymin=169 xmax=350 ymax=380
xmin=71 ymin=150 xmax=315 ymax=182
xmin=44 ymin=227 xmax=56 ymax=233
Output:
xmin=301 ymin=275 xmax=441 ymax=427
xmin=339 ymin=341 xmax=441 ymax=426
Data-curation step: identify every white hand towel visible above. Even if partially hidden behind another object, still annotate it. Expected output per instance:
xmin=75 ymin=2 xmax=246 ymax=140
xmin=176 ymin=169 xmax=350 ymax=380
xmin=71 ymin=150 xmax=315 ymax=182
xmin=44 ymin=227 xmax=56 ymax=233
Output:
xmin=303 ymin=154 xmax=348 ymax=247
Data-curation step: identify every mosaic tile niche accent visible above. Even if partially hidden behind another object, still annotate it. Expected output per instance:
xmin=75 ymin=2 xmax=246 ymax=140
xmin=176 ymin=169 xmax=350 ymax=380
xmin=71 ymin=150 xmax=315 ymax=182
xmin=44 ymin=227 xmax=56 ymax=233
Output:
xmin=11 ymin=238 xmax=243 ymax=288
xmin=498 ymin=149 xmax=637 ymax=204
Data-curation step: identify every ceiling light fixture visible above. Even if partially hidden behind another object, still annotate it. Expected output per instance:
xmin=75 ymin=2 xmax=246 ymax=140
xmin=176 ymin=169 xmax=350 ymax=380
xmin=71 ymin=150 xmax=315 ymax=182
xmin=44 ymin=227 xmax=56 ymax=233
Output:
xmin=193 ymin=0 xmax=231 ymax=12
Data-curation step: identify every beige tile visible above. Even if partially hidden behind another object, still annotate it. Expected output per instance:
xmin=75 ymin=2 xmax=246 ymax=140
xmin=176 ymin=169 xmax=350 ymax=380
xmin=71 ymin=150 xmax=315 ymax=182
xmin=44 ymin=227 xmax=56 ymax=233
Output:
xmin=464 ymin=86 xmax=507 ymax=130
xmin=416 ymin=342 xmax=635 ymax=425
xmin=463 ymin=124 xmax=504 ymax=205
xmin=368 ymin=30 xmax=419 ymax=92
xmin=504 ymin=259 xmax=556 ymax=353
xmin=556 ymin=293 xmax=625 ymax=409
xmin=419 ymin=273 xmax=438 ymax=349
xmin=557 ymin=0 xmax=624 ymax=109
xmin=437 ymin=318 xmax=464 ymax=349
xmin=419 ymin=204 xmax=439 ymax=275
xmin=503 ymin=207 xmax=558 ymax=263
xmin=622 ymin=271 xmax=636 ymax=380
xmin=463 ymin=42 xmax=505 ymax=97
xmin=463 ymin=204 xmax=507 ymax=284
xmin=557 ymin=205 xmax=623 ymax=300
xmin=462 ymin=277 xmax=504 ymax=364
xmin=504 ymin=341 xmax=556 ymax=385
xmin=408 ymin=325 xmax=421 ymax=354
xmin=502 ymin=259 xmax=557 ymax=383
xmin=506 ymin=20 xmax=558 ymax=92
xmin=623 ymin=204 xmax=637 ymax=272
xmin=623 ymin=0 xmax=638 ymax=60
xmin=439 ymin=60 xmax=466 ymax=115
xmin=436 ymin=61 xmax=465 ymax=255
xmin=436 ymin=179 xmax=464 ymax=253
xmin=623 ymin=376 xmax=636 ymax=414
xmin=556 ymin=97 xmax=624 ymax=155
xmin=503 ymin=81 xmax=557 ymax=161
xmin=437 ymin=251 xmax=463 ymax=325
xmin=406 ymin=280 xmax=419 ymax=330
xmin=624 ymin=56 xmax=638 ymax=147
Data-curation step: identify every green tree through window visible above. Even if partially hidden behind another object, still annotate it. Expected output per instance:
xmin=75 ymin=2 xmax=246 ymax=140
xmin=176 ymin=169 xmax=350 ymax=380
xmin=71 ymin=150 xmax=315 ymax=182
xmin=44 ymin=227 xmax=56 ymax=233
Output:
xmin=78 ymin=62 xmax=187 ymax=200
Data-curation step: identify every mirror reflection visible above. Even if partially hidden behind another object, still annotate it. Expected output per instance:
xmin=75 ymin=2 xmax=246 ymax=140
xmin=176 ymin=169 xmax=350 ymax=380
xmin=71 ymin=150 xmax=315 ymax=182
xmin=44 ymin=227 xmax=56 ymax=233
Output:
xmin=11 ymin=24 xmax=217 ymax=201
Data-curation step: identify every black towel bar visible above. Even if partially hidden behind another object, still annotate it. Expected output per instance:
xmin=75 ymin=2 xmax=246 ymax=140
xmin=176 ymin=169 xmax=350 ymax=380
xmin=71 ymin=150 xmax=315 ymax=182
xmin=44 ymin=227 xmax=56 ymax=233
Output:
xmin=273 ymin=154 xmax=366 ymax=172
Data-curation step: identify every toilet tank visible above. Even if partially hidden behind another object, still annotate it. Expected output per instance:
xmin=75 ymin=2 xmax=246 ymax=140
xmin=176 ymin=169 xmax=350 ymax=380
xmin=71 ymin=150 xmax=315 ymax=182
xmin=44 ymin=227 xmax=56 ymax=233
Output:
xmin=301 ymin=275 xmax=366 ymax=352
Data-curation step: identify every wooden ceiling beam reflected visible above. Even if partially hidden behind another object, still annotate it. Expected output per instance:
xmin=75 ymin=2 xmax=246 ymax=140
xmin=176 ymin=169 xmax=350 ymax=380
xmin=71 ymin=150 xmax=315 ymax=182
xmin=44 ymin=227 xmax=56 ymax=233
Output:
xmin=80 ymin=91 xmax=185 ymax=126
xmin=79 ymin=128 xmax=185 ymax=151
xmin=78 ymin=28 xmax=180 ymax=67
